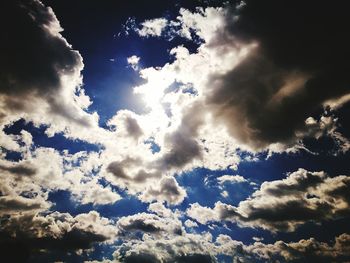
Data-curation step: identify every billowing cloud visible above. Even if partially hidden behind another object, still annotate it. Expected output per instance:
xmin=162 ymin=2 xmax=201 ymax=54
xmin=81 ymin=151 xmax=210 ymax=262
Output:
xmin=129 ymin=3 xmax=350 ymax=153
xmin=0 ymin=210 xmax=117 ymax=261
xmin=0 ymin=0 xmax=103 ymax=146
xmin=241 ymin=233 xmax=350 ymax=262
xmin=117 ymin=212 xmax=183 ymax=237
xmin=184 ymin=219 xmax=198 ymax=229
xmin=0 ymin=145 xmax=121 ymax=213
xmin=113 ymin=208 xmax=350 ymax=263
xmin=202 ymin=0 xmax=350 ymax=150
xmin=187 ymin=169 xmax=350 ymax=232
xmin=2 ymin=1 xmax=350 ymax=261
xmin=0 ymin=195 xmax=49 ymax=216
xmin=140 ymin=176 xmax=187 ymax=205
xmin=114 ymin=231 xmax=216 ymax=262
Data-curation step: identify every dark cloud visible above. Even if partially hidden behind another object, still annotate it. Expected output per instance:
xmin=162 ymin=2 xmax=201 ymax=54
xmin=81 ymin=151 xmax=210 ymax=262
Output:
xmin=206 ymin=0 xmax=350 ymax=149
xmin=0 ymin=0 xmax=79 ymax=95
xmin=0 ymin=0 xmax=92 ymax=128
xmin=0 ymin=211 xmax=116 ymax=261
xmin=0 ymin=229 xmax=106 ymax=262
xmin=171 ymin=254 xmax=214 ymax=263
xmin=120 ymin=218 xmax=162 ymax=233
xmin=117 ymin=212 xmax=183 ymax=236
xmin=124 ymin=253 xmax=161 ymax=263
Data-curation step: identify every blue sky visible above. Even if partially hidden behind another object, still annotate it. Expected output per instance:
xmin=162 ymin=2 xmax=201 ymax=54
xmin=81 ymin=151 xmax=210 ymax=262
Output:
xmin=1 ymin=0 xmax=350 ymax=262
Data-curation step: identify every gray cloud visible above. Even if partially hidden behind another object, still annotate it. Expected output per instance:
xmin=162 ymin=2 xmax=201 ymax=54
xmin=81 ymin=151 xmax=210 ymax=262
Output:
xmin=117 ymin=212 xmax=183 ymax=237
xmin=1 ymin=0 xmax=79 ymax=95
xmin=140 ymin=176 xmax=187 ymax=205
xmin=203 ymin=0 xmax=350 ymax=149
xmin=0 ymin=195 xmax=49 ymax=215
xmin=107 ymin=157 xmax=161 ymax=185
xmin=0 ymin=163 xmax=37 ymax=177
xmin=159 ymin=102 xmax=204 ymax=170
xmin=125 ymin=116 xmax=143 ymax=140
xmin=0 ymin=0 xmax=93 ymax=129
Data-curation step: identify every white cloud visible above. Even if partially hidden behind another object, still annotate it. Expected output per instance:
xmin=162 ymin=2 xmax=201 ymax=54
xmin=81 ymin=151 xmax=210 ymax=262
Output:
xmin=137 ymin=18 xmax=168 ymax=37
xmin=184 ymin=219 xmax=198 ymax=228
xmin=217 ymin=174 xmax=247 ymax=184
xmin=127 ymin=55 xmax=141 ymax=70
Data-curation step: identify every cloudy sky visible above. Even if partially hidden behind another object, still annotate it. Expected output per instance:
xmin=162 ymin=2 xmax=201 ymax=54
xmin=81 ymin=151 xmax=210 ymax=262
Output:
xmin=1 ymin=0 xmax=350 ymax=262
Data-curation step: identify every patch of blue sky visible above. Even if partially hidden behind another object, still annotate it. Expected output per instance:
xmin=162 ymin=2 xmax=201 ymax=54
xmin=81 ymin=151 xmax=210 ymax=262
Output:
xmin=88 ymin=243 xmax=115 ymax=262
xmin=237 ymin=149 xmax=350 ymax=183
xmin=144 ymin=137 xmax=161 ymax=153
xmin=48 ymin=190 xmax=93 ymax=216
xmin=48 ymin=187 xmax=149 ymax=220
xmin=4 ymin=119 xmax=100 ymax=154
xmin=76 ymin=27 xmax=202 ymax=126
xmin=177 ymin=168 xmax=256 ymax=208
xmin=2 ymin=149 xmax=23 ymax=162
xmin=164 ymin=81 xmax=198 ymax=96
xmin=275 ymin=217 xmax=350 ymax=244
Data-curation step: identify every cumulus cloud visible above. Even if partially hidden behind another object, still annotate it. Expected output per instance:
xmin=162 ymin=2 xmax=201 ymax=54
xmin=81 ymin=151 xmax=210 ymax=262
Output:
xmin=187 ymin=169 xmax=350 ymax=232
xmin=140 ymin=176 xmax=187 ymax=205
xmin=114 ymin=231 xmax=216 ymax=262
xmin=184 ymin=219 xmax=198 ymax=228
xmin=113 ymin=232 xmax=350 ymax=263
xmin=0 ymin=195 xmax=49 ymax=216
xmin=148 ymin=202 xmax=173 ymax=218
xmin=71 ymin=178 xmax=121 ymax=206
xmin=113 ymin=191 xmax=350 ymax=263
xmin=202 ymin=0 xmax=350 ymax=150
xmin=129 ymin=2 xmax=350 ymax=154
xmin=117 ymin=212 xmax=183 ymax=237
xmin=0 ymin=145 xmax=121 ymax=215
xmin=241 ymin=233 xmax=350 ymax=262
xmin=2 ymin=1 xmax=350 ymax=261
xmin=0 ymin=210 xmax=117 ymax=261
xmin=0 ymin=0 xmax=103 ymax=146
xmin=108 ymin=110 xmax=144 ymax=141
xmin=114 ymin=216 xmax=350 ymax=263
xmin=0 ymin=162 xmax=37 ymax=177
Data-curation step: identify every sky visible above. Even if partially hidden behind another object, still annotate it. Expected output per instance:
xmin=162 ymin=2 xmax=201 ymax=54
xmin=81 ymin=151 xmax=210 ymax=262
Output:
xmin=1 ymin=0 xmax=350 ymax=262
